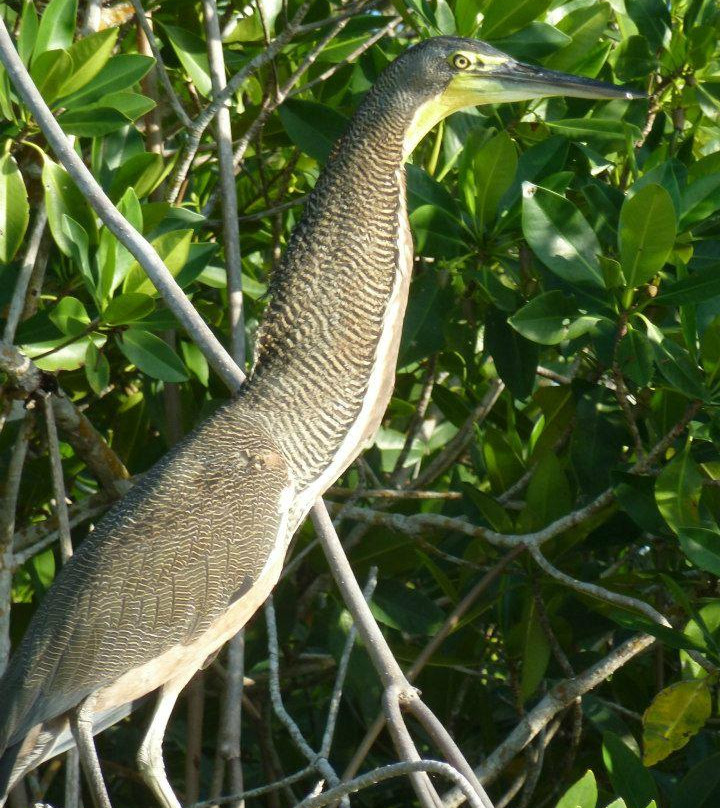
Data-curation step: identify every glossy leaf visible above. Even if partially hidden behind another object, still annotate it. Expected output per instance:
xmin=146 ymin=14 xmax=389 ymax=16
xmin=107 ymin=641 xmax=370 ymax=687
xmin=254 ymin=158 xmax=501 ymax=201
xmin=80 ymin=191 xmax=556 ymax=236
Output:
xmin=48 ymin=296 xmax=90 ymax=335
xmin=370 ymin=581 xmax=445 ymax=635
xmin=30 ymin=49 xmax=73 ymax=104
xmin=0 ymin=154 xmax=29 ymax=263
xmin=278 ymin=99 xmax=348 ymax=162
xmin=655 ymin=447 xmax=704 ymax=533
xmin=481 ymin=0 xmax=552 ymax=39
xmin=102 ymin=293 xmax=155 ymax=326
xmin=521 ymin=183 xmax=604 ymax=288
xmin=484 ymin=306 xmax=538 ymax=398
xmin=617 ymin=328 xmax=654 ymax=387
xmin=123 ymin=230 xmax=193 ymax=295
xmin=508 ymin=291 xmax=603 ymax=345
xmin=85 ymin=341 xmax=110 ymax=395
xmin=619 ymin=185 xmax=676 ymax=288
xmin=60 ymin=28 xmax=119 ymax=96
xmin=57 ymin=54 xmax=154 ymax=109
xmin=118 ymin=329 xmax=189 ymax=382
xmin=17 ymin=0 xmax=39 ymax=66
xmin=671 ymin=753 xmax=720 ymax=808
xmin=642 ymin=678 xmax=712 ymax=765
xmin=33 ymin=0 xmax=78 ymax=58
xmin=472 ymin=132 xmax=517 ymax=230
xmin=602 ymin=732 xmax=659 ymax=808
xmin=678 ymin=527 xmax=720 ymax=577
xmin=555 ymin=770 xmax=598 ymax=808
xmin=163 ymin=25 xmax=212 ymax=97
xmin=58 ymin=107 xmax=130 ymax=137
xmin=42 ymin=159 xmax=97 ymax=255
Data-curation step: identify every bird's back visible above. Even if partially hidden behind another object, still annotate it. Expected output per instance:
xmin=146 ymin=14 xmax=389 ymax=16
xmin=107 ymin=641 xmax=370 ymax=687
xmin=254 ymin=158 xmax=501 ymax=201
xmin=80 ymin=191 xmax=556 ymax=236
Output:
xmin=0 ymin=401 xmax=292 ymax=769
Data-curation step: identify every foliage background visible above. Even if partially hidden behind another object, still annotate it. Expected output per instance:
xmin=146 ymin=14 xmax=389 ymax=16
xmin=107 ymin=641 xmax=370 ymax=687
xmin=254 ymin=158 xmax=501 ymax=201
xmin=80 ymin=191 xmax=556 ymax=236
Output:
xmin=2 ymin=0 xmax=720 ymax=806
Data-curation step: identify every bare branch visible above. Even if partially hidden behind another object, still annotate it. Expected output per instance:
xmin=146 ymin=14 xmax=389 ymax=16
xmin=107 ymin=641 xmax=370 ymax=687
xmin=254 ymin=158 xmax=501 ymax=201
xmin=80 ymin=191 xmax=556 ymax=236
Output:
xmin=129 ymin=0 xmax=193 ymax=127
xmin=441 ymin=633 xmax=655 ymax=807
xmin=3 ymin=207 xmax=47 ymax=344
xmin=411 ymin=380 xmax=504 ymax=489
xmin=166 ymin=1 xmax=312 ymax=202
xmin=202 ymin=0 xmax=245 ymax=366
xmin=0 ymin=414 xmax=32 ymax=671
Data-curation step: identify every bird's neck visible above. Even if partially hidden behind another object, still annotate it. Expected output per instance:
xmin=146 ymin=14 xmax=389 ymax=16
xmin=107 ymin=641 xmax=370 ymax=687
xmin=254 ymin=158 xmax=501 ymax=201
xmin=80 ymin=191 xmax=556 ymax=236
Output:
xmin=239 ymin=93 xmax=418 ymax=494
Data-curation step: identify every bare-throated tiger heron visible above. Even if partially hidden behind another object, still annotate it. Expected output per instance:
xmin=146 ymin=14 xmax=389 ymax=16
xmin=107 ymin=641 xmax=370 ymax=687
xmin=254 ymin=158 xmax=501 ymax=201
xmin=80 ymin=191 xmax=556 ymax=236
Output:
xmin=0 ymin=36 xmax=641 ymax=808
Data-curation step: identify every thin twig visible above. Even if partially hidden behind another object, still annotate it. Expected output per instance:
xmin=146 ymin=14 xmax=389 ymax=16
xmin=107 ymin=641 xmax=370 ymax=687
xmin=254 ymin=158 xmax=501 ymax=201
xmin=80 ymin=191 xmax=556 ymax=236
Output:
xmin=441 ymin=633 xmax=656 ymax=807
xmin=3 ymin=207 xmax=47 ymax=344
xmin=203 ymin=0 xmax=246 ymax=366
xmin=391 ymin=355 xmax=437 ymax=484
xmin=287 ymin=17 xmax=402 ymax=98
xmin=166 ymin=0 xmax=312 ymax=202
xmin=0 ymin=414 xmax=32 ymax=671
xmin=129 ymin=0 xmax=193 ymax=126
xmin=411 ymin=380 xmax=504 ymax=490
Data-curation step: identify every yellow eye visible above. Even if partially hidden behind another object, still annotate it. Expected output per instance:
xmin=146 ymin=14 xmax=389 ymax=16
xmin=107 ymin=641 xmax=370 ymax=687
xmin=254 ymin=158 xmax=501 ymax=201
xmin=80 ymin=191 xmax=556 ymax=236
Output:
xmin=452 ymin=53 xmax=471 ymax=70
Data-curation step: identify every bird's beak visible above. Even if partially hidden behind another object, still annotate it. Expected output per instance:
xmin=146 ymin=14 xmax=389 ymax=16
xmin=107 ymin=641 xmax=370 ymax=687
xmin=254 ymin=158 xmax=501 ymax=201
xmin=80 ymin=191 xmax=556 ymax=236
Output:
xmin=488 ymin=60 xmax=645 ymax=101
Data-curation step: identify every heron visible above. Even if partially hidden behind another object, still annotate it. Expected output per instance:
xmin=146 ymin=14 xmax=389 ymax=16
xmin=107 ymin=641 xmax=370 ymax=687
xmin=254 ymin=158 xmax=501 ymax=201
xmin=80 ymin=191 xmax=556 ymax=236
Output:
xmin=0 ymin=35 xmax=641 ymax=808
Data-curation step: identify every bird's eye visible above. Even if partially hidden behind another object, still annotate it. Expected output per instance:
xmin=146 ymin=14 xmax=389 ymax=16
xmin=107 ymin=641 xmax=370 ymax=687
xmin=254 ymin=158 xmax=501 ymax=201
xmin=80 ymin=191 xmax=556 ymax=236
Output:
xmin=452 ymin=54 xmax=471 ymax=70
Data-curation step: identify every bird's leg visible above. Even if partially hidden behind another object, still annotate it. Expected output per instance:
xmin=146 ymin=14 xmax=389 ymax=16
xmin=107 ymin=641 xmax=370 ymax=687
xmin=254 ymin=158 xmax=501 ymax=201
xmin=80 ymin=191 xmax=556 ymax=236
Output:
xmin=69 ymin=693 xmax=112 ymax=808
xmin=137 ymin=675 xmax=190 ymax=808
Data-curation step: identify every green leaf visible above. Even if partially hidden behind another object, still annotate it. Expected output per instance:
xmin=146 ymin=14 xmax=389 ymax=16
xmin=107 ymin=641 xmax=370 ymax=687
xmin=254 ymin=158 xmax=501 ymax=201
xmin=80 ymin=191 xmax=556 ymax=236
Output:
xmin=617 ymin=328 xmax=654 ymax=387
xmin=678 ymin=527 xmax=720 ymax=577
xmin=61 ymin=215 xmax=94 ymax=295
xmin=508 ymin=291 xmax=604 ymax=345
xmin=462 ymin=485 xmax=514 ymax=532
xmin=619 ymin=185 xmax=676 ymax=287
xmin=17 ymin=0 xmax=39 ymax=66
xmin=0 ymin=154 xmax=29 ymax=263
xmin=30 ymin=49 xmax=73 ymax=105
xmin=108 ymin=152 xmax=165 ymax=202
xmin=642 ymin=679 xmax=712 ymax=766
xmin=626 ymin=0 xmax=671 ymax=50
xmin=650 ymin=336 xmax=707 ymax=400
xmin=482 ymin=426 xmax=524 ymax=493
xmin=58 ymin=54 xmax=154 ymax=109
xmin=481 ymin=0 xmax=552 ymax=38
xmin=60 ymin=28 xmax=119 ymax=96
xmin=123 ymin=230 xmax=193 ymax=295
xmin=546 ymin=118 xmax=638 ymax=143
xmin=517 ymin=598 xmax=551 ymax=698
xmin=180 ymin=340 xmax=209 ymax=387
xmin=33 ymin=0 xmax=78 ymax=59
xmin=655 ymin=265 xmax=720 ymax=306
xmin=42 ymin=158 xmax=97 ymax=256
xmin=97 ymin=91 xmax=156 ymax=121
xmin=488 ymin=22 xmax=571 ymax=61
xmin=655 ymin=446 xmax=704 ymax=533
xmin=162 ymin=25 xmax=212 ymax=97
xmin=517 ymin=452 xmax=571 ymax=532
xmin=555 ymin=770 xmax=598 ymax=808
xmin=522 ymin=183 xmax=604 ymax=288
xmin=410 ymin=205 xmax=467 ymax=258
xmin=484 ymin=306 xmax=538 ymax=398
xmin=58 ymin=107 xmax=130 ymax=137
xmin=118 ymin=328 xmax=188 ymax=382
xmin=472 ymin=132 xmax=517 ymax=230
xmin=48 ymin=296 xmax=90 ymax=335
xmin=671 ymin=752 xmax=720 ymax=808
xmin=278 ymin=99 xmax=348 ymax=163
xmin=545 ymin=3 xmax=612 ymax=74
xmin=602 ymin=732 xmax=659 ymax=808
xmin=102 ymin=293 xmax=155 ymax=326
xmin=370 ymin=581 xmax=445 ymax=635
xmin=84 ymin=341 xmax=109 ymax=395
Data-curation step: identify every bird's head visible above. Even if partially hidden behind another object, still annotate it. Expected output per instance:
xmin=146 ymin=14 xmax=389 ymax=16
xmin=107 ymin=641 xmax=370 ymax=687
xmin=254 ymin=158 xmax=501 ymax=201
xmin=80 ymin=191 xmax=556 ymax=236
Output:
xmin=391 ymin=37 xmax=644 ymax=155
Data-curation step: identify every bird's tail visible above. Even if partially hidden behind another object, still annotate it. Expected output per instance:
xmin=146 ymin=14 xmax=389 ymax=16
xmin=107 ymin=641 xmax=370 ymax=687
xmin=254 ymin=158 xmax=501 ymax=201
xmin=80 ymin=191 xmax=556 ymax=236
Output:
xmin=0 ymin=741 xmax=22 ymax=806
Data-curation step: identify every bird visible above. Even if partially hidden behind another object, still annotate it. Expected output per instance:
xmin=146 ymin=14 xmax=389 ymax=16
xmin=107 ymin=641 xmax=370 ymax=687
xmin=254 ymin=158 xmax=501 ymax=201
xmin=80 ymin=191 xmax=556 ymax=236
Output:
xmin=0 ymin=35 xmax=641 ymax=808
